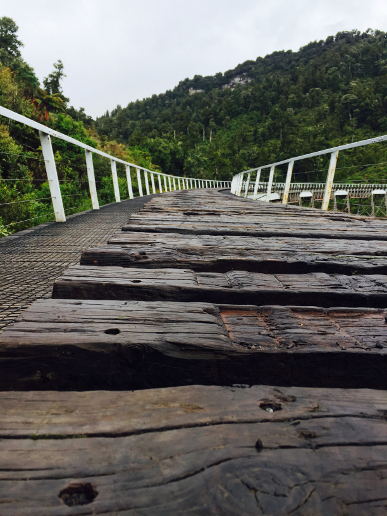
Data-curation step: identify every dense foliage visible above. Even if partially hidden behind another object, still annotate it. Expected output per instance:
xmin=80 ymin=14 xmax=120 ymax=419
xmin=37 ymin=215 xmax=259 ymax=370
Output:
xmin=0 ymin=17 xmax=158 ymax=235
xmin=96 ymin=29 xmax=387 ymax=183
xmin=2 ymin=19 xmax=387 ymax=234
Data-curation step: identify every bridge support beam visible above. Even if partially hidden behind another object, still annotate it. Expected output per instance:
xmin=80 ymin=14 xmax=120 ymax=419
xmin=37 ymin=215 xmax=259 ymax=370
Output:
xmin=39 ymin=131 xmax=66 ymax=222
xmin=111 ymin=160 xmax=121 ymax=202
xmin=282 ymin=161 xmax=294 ymax=205
xmin=322 ymin=151 xmax=339 ymax=210
xmin=85 ymin=150 xmax=99 ymax=210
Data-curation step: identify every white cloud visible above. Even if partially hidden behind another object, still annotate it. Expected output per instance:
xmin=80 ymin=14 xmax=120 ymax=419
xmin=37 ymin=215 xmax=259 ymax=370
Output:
xmin=2 ymin=0 xmax=387 ymax=118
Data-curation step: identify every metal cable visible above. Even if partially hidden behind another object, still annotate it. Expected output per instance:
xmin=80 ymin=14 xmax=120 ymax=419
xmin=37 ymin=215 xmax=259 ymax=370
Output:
xmin=0 ymin=196 xmax=53 ymax=207
xmin=1 ymin=212 xmax=55 ymax=228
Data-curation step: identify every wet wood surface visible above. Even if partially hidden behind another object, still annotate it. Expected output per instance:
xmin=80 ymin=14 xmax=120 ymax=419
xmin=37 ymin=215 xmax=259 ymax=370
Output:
xmin=53 ymin=264 xmax=387 ymax=308
xmin=1 ymin=385 xmax=387 ymax=515
xmin=1 ymin=298 xmax=386 ymax=390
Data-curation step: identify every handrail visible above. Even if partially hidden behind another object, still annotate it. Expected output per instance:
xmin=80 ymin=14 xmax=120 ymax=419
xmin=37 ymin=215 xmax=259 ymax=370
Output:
xmin=0 ymin=106 xmax=231 ymax=223
xmin=231 ymin=132 xmax=387 ymax=210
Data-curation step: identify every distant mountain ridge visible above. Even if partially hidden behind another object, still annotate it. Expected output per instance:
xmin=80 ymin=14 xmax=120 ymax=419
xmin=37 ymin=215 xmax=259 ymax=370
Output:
xmin=95 ymin=29 xmax=387 ymax=183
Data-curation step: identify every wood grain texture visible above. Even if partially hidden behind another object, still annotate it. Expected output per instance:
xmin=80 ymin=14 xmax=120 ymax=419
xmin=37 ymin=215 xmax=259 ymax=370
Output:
xmin=53 ymin=264 xmax=387 ymax=308
xmin=122 ymin=189 xmax=387 ymax=240
xmin=80 ymin=234 xmax=387 ymax=274
xmin=1 ymin=299 xmax=387 ymax=390
xmin=0 ymin=385 xmax=387 ymax=515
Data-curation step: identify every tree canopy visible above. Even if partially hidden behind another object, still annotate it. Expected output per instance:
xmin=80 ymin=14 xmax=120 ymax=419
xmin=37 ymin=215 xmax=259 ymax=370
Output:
xmin=95 ymin=29 xmax=387 ymax=183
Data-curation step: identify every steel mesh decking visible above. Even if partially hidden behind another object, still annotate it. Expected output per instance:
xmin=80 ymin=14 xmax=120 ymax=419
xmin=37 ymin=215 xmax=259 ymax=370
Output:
xmin=0 ymin=195 xmax=156 ymax=331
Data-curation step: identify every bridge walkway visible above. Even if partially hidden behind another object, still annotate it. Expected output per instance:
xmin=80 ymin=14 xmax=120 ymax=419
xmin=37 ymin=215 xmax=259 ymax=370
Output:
xmin=0 ymin=189 xmax=387 ymax=515
xmin=0 ymin=195 xmax=156 ymax=331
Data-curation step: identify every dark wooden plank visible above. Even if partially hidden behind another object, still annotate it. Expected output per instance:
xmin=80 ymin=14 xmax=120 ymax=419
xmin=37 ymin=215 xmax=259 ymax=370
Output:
xmin=0 ymin=385 xmax=386 ymax=515
xmin=53 ymin=265 xmax=387 ymax=308
xmin=1 ymin=299 xmax=387 ymax=390
xmin=123 ymin=192 xmax=387 ymax=240
xmin=107 ymin=232 xmax=387 ymax=255
xmin=123 ymin=218 xmax=387 ymax=240
xmin=80 ymin=233 xmax=387 ymax=274
xmin=136 ymin=189 xmax=387 ymax=224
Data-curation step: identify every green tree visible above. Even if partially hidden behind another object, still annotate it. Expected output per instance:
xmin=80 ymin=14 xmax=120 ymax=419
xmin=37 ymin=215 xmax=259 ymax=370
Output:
xmin=0 ymin=17 xmax=23 ymax=65
xmin=43 ymin=60 xmax=68 ymax=102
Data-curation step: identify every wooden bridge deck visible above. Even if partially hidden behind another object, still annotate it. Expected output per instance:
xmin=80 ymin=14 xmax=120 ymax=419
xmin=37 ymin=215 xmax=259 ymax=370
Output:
xmin=1 ymin=189 xmax=387 ymax=515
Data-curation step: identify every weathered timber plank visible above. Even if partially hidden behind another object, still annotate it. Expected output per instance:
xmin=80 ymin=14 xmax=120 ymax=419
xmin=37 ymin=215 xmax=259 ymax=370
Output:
xmin=53 ymin=265 xmax=387 ymax=308
xmin=1 ymin=299 xmax=386 ymax=390
xmin=123 ymin=218 xmax=387 ymax=240
xmin=138 ymin=189 xmax=387 ymax=224
xmin=1 ymin=385 xmax=386 ymax=436
xmin=123 ymin=192 xmax=387 ymax=240
xmin=80 ymin=234 xmax=387 ymax=274
xmin=0 ymin=385 xmax=386 ymax=515
xmin=107 ymin=232 xmax=387 ymax=254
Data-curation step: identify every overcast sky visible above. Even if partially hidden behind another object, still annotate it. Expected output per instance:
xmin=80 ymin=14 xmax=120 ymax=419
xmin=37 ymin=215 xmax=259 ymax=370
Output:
xmin=2 ymin=0 xmax=387 ymax=118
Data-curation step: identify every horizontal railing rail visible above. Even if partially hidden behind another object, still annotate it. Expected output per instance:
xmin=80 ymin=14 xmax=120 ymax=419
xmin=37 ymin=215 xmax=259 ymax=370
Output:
xmin=231 ymin=132 xmax=387 ymax=210
xmin=0 ymin=106 xmax=231 ymax=225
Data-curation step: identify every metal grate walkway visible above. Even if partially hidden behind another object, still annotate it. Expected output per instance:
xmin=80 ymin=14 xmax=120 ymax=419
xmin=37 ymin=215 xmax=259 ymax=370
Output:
xmin=0 ymin=195 xmax=156 ymax=331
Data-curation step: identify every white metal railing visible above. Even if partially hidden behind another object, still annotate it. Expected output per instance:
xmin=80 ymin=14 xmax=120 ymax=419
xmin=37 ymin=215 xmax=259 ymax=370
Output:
xmin=0 ymin=106 xmax=231 ymax=223
xmin=231 ymin=133 xmax=387 ymax=210
xmin=243 ymin=181 xmax=387 ymax=198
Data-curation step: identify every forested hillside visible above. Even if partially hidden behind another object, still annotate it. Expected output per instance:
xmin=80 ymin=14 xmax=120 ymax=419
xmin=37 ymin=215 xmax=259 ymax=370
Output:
xmin=96 ymin=29 xmax=387 ymax=183
xmin=0 ymin=17 xmax=158 ymax=235
xmin=2 ymin=20 xmax=387 ymax=235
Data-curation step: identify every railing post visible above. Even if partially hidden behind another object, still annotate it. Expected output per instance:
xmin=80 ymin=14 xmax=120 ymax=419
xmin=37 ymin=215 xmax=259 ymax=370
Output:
xmin=168 ymin=176 xmax=172 ymax=191
xmin=163 ymin=175 xmax=168 ymax=191
xmin=282 ymin=161 xmax=294 ymax=205
xmin=136 ymin=167 xmax=143 ymax=197
xmin=39 ymin=131 xmax=66 ymax=222
xmin=111 ymin=160 xmax=121 ymax=202
xmin=84 ymin=150 xmax=99 ymax=209
xmin=144 ymin=170 xmax=150 ymax=195
xmin=244 ymin=172 xmax=251 ymax=198
xmin=173 ymin=177 xmax=176 ymax=190
xmin=265 ymin=166 xmax=275 ymax=202
xmin=322 ymin=151 xmax=339 ymax=210
xmin=237 ymin=174 xmax=244 ymax=196
xmin=177 ymin=178 xmax=181 ymax=190
xmin=158 ymin=174 xmax=163 ymax=193
xmin=253 ymin=169 xmax=261 ymax=200
xmin=150 ymin=172 xmax=156 ymax=194
xmin=190 ymin=179 xmax=193 ymax=188
xmin=125 ymin=165 xmax=134 ymax=199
